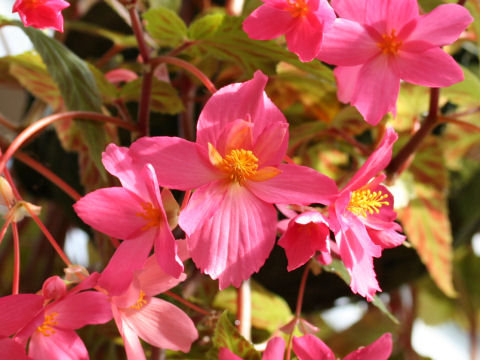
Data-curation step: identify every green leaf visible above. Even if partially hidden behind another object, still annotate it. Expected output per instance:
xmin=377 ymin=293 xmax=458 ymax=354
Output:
xmin=213 ymin=280 xmax=293 ymax=332
xmin=206 ymin=312 xmax=261 ymax=360
xmin=21 ymin=26 xmax=110 ymax=184
xmin=120 ymin=77 xmax=184 ymax=114
xmin=88 ymin=64 xmax=120 ymax=105
xmin=398 ymin=180 xmax=457 ymax=298
xmin=143 ymin=7 xmax=188 ymax=48
xmin=322 ymin=260 xmax=399 ymax=324
xmin=3 ymin=52 xmax=61 ymax=109
xmin=66 ymin=21 xmax=137 ymax=47
xmin=187 ymin=14 xmax=335 ymax=80
xmin=443 ymin=66 xmax=480 ymax=106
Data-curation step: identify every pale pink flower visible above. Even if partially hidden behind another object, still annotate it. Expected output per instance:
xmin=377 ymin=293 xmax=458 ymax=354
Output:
xmin=12 ymin=0 xmax=70 ymax=32
xmin=293 ymin=333 xmax=392 ymax=360
xmin=328 ymin=128 xmax=405 ymax=300
xmin=74 ymin=144 xmax=183 ymax=295
xmin=243 ymin=0 xmax=335 ymax=62
xmin=107 ymin=256 xmax=198 ymax=360
xmin=278 ymin=210 xmax=332 ymax=271
xmin=317 ymin=0 xmax=473 ymax=125
xmin=5 ymin=274 xmax=112 ymax=360
xmin=130 ymin=71 xmax=337 ymax=289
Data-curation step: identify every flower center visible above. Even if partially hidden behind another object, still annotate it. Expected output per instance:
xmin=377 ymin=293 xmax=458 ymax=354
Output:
xmin=347 ymin=189 xmax=389 ymax=217
xmin=219 ymin=149 xmax=259 ymax=184
xmin=286 ymin=0 xmax=309 ymax=17
xmin=136 ymin=203 xmax=162 ymax=231
xmin=36 ymin=313 xmax=58 ymax=337
xmin=377 ymin=30 xmax=402 ymax=55
xmin=129 ymin=291 xmax=147 ymax=310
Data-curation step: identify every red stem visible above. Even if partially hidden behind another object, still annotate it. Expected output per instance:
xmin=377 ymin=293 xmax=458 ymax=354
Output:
xmin=11 ymin=222 xmax=20 ymax=295
xmin=0 ymin=111 xmax=137 ymax=177
xmin=0 ymin=216 xmax=12 ymax=248
xmin=386 ymin=88 xmax=439 ymax=179
xmin=286 ymin=263 xmax=310 ymax=360
xmin=14 ymin=151 xmax=82 ymax=201
xmin=151 ymin=56 xmax=217 ymax=94
xmin=0 ymin=113 xmax=20 ymax=132
xmin=164 ymin=290 xmax=211 ymax=316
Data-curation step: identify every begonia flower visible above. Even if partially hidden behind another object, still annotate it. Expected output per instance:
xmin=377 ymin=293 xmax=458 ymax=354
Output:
xmin=243 ymin=0 xmax=335 ymax=62
xmin=219 ymin=337 xmax=285 ymax=360
xmin=129 ymin=71 xmax=337 ymax=289
xmin=12 ymin=0 xmax=70 ymax=32
xmin=74 ymin=144 xmax=183 ymax=295
xmin=7 ymin=274 xmax=112 ymax=360
xmin=107 ymin=256 xmax=198 ymax=360
xmin=293 ymin=333 xmax=392 ymax=360
xmin=278 ymin=210 xmax=332 ymax=271
xmin=317 ymin=0 xmax=473 ymax=125
xmin=328 ymin=127 xmax=405 ymax=300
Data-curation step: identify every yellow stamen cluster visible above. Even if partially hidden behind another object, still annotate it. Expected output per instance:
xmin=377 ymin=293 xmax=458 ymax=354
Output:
xmin=219 ymin=149 xmax=259 ymax=184
xmin=347 ymin=189 xmax=389 ymax=217
xmin=136 ymin=202 xmax=162 ymax=231
xmin=129 ymin=290 xmax=148 ymax=310
xmin=286 ymin=0 xmax=309 ymax=17
xmin=377 ymin=30 xmax=402 ymax=55
xmin=36 ymin=312 xmax=58 ymax=337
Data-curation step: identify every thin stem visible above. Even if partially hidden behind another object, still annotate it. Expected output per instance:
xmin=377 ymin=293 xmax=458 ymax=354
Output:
xmin=0 ymin=111 xmax=137 ymax=177
xmin=11 ymin=222 xmax=20 ymax=295
xmin=96 ymin=44 xmax=124 ymax=68
xmin=237 ymin=279 xmax=251 ymax=340
xmin=14 ymin=151 xmax=82 ymax=201
xmin=137 ymin=68 xmax=153 ymax=137
xmin=164 ymin=290 xmax=211 ymax=316
xmin=24 ymin=203 xmax=72 ymax=266
xmin=286 ymin=263 xmax=310 ymax=360
xmin=151 ymin=56 xmax=217 ymax=94
xmin=128 ymin=5 xmax=150 ymax=63
xmin=0 ymin=216 xmax=12 ymax=248
xmin=0 ymin=113 xmax=20 ymax=132
xmin=438 ymin=116 xmax=480 ymax=133
xmin=386 ymin=88 xmax=440 ymax=180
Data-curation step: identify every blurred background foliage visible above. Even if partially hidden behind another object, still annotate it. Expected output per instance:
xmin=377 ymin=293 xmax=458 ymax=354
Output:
xmin=0 ymin=0 xmax=479 ymax=358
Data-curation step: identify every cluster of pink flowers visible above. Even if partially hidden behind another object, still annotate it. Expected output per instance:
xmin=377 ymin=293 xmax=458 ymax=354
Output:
xmin=4 ymin=0 xmax=473 ymax=358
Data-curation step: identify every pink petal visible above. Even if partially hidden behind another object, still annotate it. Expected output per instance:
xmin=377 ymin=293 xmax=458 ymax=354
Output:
xmin=393 ymin=47 xmax=464 ymax=87
xmin=344 ymin=127 xmax=398 ymax=191
xmin=285 ymin=14 xmax=326 ymax=62
xmin=119 ymin=318 xmax=146 ymax=360
xmin=0 ymin=294 xmax=43 ymax=336
xmin=130 ymin=137 xmax=219 ymax=190
xmin=196 ymin=71 xmax=287 ymax=152
xmin=136 ymin=256 xmax=187 ymax=297
xmin=330 ymin=0 xmax=368 ymax=22
xmin=122 ymin=297 xmax=198 ymax=352
xmin=29 ymin=329 xmax=88 ymax=360
xmin=365 ymin=0 xmax=418 ymax=34
xmin=317 ymin=19 xmax=379 ymax=66
xmin=292 ymin=334 xmax=335 ymax=360
xmin=74 ymin=187 xmax=145 ymax=240
xmin=344 ymin=333 xmax=392 ymax=360
xmin=0 ymin=337 xmax=27 ymax=359
xmin=263 ymin=337 xmax=286 ymax=360
xmin=242 ymin=4 xmax=296 ymax=40
xmin=350 ymin=56 xmax=400 ymax=125
xmin=98 ymin=235 xmax=153 ymax=295
xmin=408 ymin=4 xmax=473 ymax=46
xmin=219 ymin=347 xmax=242 ymax=360
xmin=278 ymin=211 xmax=330 ymax=271
xmin=185 ymin=184 xmax=277 ymax=289
xmin=334 ymin=65 xmax=362 ymax=104
xmin=48 ymin=291 xmax=112 ymax=329
xmin=102 ymin=143 xmax=150 ymax=200
xmin=247 ymin=163 xmax=337 ymax=206
xmin=13 ymin=0 xmax=69 ymax=32
xmin=42 ymin=276 xmax=67 ymax=300
xmin=252 ymin=120 xmax=289 ymax=167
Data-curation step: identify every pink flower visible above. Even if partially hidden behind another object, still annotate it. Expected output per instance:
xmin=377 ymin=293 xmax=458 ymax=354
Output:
xmin=12 ymin=0 xmax=70 ymax=32
xmin=6 ymin=274 xmax=112 ymax=360
xmin=74 ymin=144 xmax=183 ymax=295
xmin=293 ymin=333 xmax=392 ymax=360
xmin=278 ymin=210 xmax=332 ymax=271
xmin=108 ymin=256 xmax=198 ymax=360
xmin=328 ymin=128 xmax=405 ymax=300
xmin=317 ymin=0 xmax=473 ymax=125
xmin=220 ymin=333 xmax=392 ymax=359
xmin=129 ymin=71 xmax=337 ymax=289
xmin=243 ymin=0 xmax=336 ymax=62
